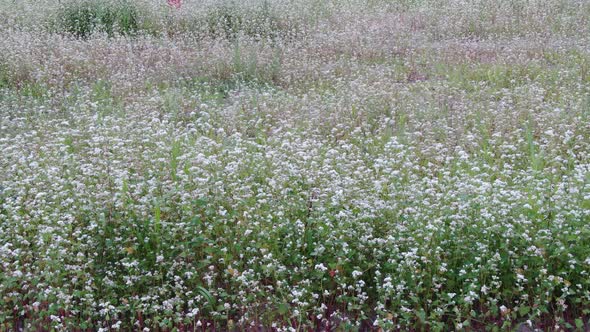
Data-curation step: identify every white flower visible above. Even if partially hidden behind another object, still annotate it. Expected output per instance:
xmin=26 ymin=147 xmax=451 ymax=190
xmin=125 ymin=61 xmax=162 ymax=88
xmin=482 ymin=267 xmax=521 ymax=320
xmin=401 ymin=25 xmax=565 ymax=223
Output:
xmin=314 ymin=263 xmax=327 ymax=272
xmin=481 ymin=285 xmax=489 ymax=294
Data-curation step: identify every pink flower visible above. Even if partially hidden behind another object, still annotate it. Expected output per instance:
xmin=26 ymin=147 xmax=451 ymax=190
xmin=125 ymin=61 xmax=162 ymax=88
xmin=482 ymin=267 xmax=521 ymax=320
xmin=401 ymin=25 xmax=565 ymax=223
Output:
xmin=167 ymin=0 xmax=182 ymax=9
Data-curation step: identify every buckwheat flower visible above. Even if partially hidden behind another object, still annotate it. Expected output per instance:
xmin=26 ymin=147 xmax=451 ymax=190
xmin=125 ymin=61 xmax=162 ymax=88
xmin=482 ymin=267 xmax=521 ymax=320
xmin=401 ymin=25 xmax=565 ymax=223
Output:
xmin=557 ymin=298 xmax=568 ymax=310
xmin=315 ymin=263 xmax=327 ymax=272
xmin=500 ymin=305 xmax=509 ymax=316
xmin=464 ymin=295 xmax=473 ymax=304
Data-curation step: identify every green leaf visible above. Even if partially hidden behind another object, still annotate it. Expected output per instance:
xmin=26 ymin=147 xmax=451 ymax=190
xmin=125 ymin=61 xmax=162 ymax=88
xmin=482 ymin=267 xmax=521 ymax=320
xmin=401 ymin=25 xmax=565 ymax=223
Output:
xmin=518 ymin=306 xmax=530 ymax=316
xmin=196 ymin=286 xmax=215 ymax=307
xmin=153 ymin=204 xmax=161 ymax=232
xmin=194 ymin=198 xmax=207 ymax=207
xmin=191 ymin=216 xmax=201 ymax=226
xmin=278 ymin=303 xmax=289 ymax=315
xmin=416 ymin=309 xmax=426 ymax=322
xmin=575 ymin=318 xmax=584 ymax=330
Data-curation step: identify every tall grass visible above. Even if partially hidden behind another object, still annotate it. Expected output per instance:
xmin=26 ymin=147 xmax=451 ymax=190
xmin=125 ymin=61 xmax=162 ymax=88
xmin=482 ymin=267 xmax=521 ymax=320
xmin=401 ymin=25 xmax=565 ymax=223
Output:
xmin=53 ymin=0 xmax=140 ymax=38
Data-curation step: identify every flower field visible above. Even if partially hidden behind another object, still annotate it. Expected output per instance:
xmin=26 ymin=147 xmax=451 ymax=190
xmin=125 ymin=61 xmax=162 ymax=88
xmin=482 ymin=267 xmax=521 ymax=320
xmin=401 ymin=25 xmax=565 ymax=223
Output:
xmin=0 ymin=0 xmax=590 ymax=330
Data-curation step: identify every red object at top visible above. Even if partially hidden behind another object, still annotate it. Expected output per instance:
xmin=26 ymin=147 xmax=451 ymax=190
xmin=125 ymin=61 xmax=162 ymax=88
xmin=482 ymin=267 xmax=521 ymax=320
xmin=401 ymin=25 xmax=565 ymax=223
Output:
xmin=167 ymin=0 xmax=182 ymax=8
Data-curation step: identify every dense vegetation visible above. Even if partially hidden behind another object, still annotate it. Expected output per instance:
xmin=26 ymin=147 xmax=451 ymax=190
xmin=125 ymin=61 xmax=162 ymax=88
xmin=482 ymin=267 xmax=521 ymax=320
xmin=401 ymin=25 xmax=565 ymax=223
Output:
xmin=0 ymin=0 xmax=589 ymax=330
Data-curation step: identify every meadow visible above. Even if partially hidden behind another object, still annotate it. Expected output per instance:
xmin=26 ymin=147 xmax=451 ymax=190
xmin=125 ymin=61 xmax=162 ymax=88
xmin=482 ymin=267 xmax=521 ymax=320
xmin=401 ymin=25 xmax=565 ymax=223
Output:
xmin=0 ymin=0 xmax=589 ymax=330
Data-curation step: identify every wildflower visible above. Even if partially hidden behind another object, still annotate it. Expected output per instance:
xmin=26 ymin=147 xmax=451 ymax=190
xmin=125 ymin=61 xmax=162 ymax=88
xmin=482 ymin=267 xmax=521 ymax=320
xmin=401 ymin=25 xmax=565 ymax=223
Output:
xmin=315 ymin=263 xmax=327 ymax=272
xmin=500 ymin=305 xmax=510 ymax=316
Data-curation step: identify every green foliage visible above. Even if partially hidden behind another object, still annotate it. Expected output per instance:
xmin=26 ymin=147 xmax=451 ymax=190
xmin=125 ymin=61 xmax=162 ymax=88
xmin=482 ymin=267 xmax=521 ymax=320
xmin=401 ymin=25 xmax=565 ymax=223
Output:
xmin=0 ymin=63 xmax=10 ymax=89
xmin=0 ymin=61 xmax=37 ymax=93
xmin=0 ymin=62 xmax=48 ymax=101
xmin=205 ymin=2 xmax=293 ymax=40
xmin=55 ymin=0 xmax=139 ymax=38
xmin=45 ymin=0 xmax=300 ymax=40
